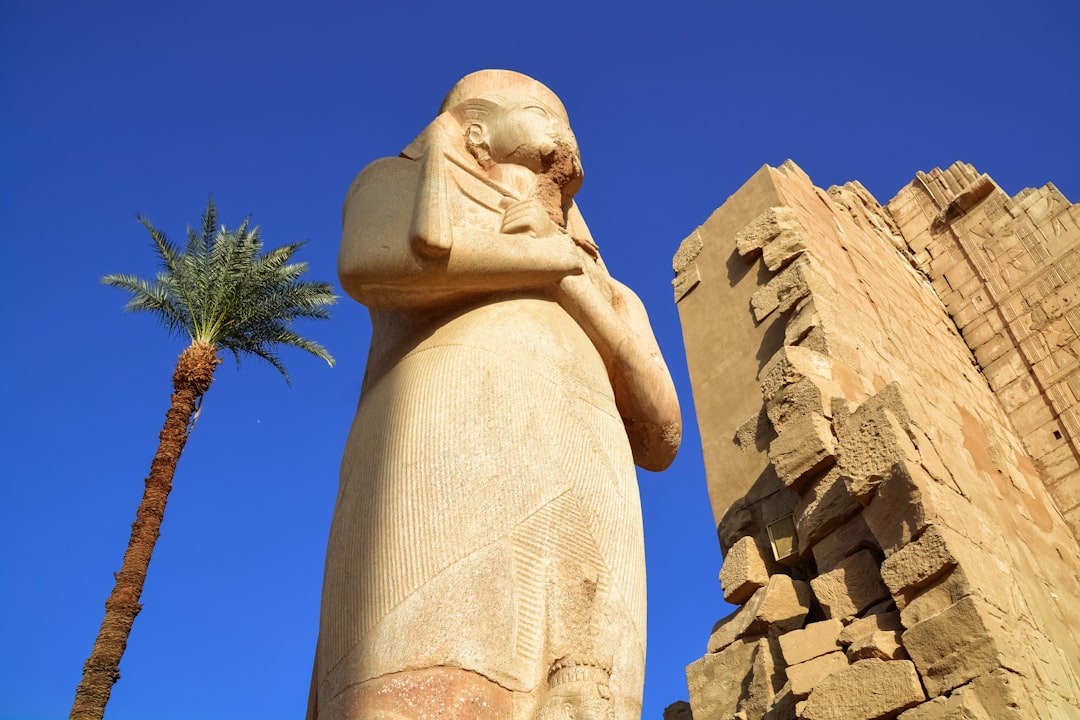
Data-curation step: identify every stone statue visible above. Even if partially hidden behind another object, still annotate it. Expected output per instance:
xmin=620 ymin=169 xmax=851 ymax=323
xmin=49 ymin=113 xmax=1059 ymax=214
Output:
xmin=309 ymin=70 xmax=681 ymax=720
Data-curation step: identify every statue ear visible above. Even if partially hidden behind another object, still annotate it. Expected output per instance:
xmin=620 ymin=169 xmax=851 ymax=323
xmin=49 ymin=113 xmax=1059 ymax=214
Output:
xmin=561 ymin=700 xmax=575 ymax=720
xmin=465 ymin=122 xmax=486 ymax=148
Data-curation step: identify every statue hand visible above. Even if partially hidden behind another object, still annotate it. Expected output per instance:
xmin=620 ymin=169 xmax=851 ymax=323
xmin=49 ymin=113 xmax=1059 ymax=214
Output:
xmin=501 ymin=198 xmax=561 ymax=238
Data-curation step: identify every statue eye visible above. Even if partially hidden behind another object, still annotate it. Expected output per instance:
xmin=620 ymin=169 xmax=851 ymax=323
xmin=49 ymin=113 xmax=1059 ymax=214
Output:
xmin=523 ymin=105 xmax=550 ymax=118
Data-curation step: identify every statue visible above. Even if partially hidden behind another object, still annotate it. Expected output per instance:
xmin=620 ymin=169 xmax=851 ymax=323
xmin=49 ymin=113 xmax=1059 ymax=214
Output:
xmin=309 ymin=70 xmax=681 ymax=720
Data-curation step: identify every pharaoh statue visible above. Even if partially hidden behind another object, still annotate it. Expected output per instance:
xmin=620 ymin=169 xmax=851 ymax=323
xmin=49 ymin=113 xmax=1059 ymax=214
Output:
xmin=309 ymin=70 xmax=681 ymax=720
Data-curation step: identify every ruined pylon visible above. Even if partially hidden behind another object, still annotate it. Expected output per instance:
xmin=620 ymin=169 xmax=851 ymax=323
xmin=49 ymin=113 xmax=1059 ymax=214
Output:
xmin=672 ymin=161 xmax=1080 ymax=719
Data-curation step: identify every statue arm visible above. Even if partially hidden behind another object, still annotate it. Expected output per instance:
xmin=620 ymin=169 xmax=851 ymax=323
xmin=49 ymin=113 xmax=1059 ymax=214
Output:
xmin=554 ymin=267 xmax=682 ymax=471
xmin=339 ymin=157 xmax=581 ymax=309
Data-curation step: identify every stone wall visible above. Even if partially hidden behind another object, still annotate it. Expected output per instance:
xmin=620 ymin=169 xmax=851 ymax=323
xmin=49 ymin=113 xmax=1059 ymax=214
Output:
xmin=671 ymin=161 xmax=1080 ymax=719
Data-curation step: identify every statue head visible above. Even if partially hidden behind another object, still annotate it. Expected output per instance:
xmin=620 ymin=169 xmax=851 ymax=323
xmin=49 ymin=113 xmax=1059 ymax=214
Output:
xmin=442 ymin=70 xmax=583 ymax=198
xmin=534 ymin=660 xmax=614 ymax=720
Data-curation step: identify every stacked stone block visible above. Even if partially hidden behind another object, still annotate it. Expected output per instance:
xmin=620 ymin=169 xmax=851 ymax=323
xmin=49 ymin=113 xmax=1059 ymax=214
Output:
xmin=888 ymin=164 xmax=1080 ymax=535
xmin=672 ymin=161 xmax=1080 ymax=719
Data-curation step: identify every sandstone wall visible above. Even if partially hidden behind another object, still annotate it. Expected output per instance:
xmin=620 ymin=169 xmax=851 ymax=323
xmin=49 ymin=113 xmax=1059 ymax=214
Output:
xmin=887 ymin=163 xmax=1080 ymax=536
xmin=672 ymin=161 xmax=1080 ymax=719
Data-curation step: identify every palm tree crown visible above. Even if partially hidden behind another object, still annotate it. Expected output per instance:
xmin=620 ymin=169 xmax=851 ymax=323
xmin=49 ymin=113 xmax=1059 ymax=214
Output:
xmin=103 ymin=198 xmax=336 ymax=380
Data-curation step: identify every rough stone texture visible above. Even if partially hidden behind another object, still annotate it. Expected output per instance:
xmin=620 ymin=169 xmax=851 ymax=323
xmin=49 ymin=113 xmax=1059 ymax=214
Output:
xmin=880 ymin=524 xmax=965 ymax=596
xmin=839 ymin=610 xmax=903 ymax=647
xmin=794 ymin=467 xmax=863 ymax=550
xmin=811 ymin=512 xmax=879 ymax=574
xmin=847 ymin=630 xmax=906 ymax=662
xmin=768 ymin=414 xmax=836 ymax=490
xmin=888 ymin=164 xmax=1080 ymax=537
xmin=314 ymin=70 xmax=683 ymax=720
xmin=720 ymin=535 xmax=770 ymax=605
xmin=686 ymin=637 xmax=758 ymax=720
xmin=902 ymin=596 xmax=1027 ymax=698
xmin=786 ymin=651 xmax=849 ymax=698
xmin=801 ymin=659 xmax=925 ymax=720
xmin=707 ymin=574 xmax=812 ymax=653
xmin=662 ymin=700 xmax=693 ymax=720
xmin=778 ymin=618 xmax=843 ymax=666
xmin=672 ymin=161 xmax=1080 ymax=718
xmin=809 ymin=549 xmax=889 ymax=620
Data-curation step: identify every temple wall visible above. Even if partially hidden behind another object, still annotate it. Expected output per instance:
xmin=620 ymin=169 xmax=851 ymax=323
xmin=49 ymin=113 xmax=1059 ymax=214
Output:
xmin=671 ymin=161 xmax=1080 ymax=719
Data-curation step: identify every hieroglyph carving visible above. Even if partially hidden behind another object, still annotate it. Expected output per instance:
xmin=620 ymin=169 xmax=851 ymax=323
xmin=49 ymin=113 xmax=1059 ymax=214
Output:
xmin=308 ymin=70 xmax=681 ymax=720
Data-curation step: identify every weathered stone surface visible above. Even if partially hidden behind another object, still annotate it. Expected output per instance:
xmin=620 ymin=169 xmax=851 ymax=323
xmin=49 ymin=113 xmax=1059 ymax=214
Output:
xmin=759 ymin=346 xmax=835 ymax=405
xmin=750 ymin=255 xmax=813 ymax=322
xmin=897 ymin=668 xmax=1038 ymax=720
xmin=761 ymin=683 xmax=798 ymax=720
xmin=708 ymin=575 xmax=812 ymax=653
xmin=687 ymin=638 xmax=757 ymax=720
xmin=735 ymin=206 xmax=806 ymax=271
xmin=839 ymin=610 xmax=903 ymax=646
xmin=720 ymin=535 xmax=770 ymax=605
xmin=794 ymin=467 xmax=862 ymax=550
xmin=811 ymin=512 xmax=879 ymax=574
xmin=847 ymin=630 xmax=906 ymax=661
xmin=880 ymin=525 xmax=961 ymax=596
xmin=662 ymin=700 xmax=694 ymax=720
xmin=833 ymin=385 xmax=921 ymax=504
xmin=778 ymin=618 xmax=843 ymax=666
xmin=786 ymin=651 xmax=849 ymax=698
xmin=738 ymin=634 xmax=786 ymax=719
xmin=318 ymin=69 xmax=683 ymax=719
xmin=768 ymin=414 xmax=836 ymax=490
xmin=862 ymin=459 xmax=989 ymax=556
xmin=902 ymin=596 xmax=1026 ymax=697
xmin=673 ymin=161 xmax=1080 ymax=718
xmin=810 ymin=549 xmax=889 ymax=620
xmin=801 ymin=659 xmax=925 ymax=720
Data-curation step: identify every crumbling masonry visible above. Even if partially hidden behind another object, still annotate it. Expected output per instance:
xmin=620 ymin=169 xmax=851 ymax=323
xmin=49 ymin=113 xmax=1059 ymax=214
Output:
xmin=670 ymin=161 xmax=1080 ymax=719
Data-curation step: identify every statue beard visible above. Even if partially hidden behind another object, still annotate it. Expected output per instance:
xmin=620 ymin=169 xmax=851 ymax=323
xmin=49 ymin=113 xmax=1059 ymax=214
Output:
xmin=534 ymin=140 xmax=583 ymax=229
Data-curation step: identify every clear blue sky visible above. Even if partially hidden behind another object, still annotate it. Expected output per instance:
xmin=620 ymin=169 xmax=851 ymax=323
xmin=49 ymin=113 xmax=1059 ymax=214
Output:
xmin=1 ymin=2 xmax=1077 ymax=719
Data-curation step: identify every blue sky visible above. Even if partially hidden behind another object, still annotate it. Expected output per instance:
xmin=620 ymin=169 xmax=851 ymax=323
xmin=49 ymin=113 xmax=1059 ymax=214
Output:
xmin=1 ymin=2 xmax=1077 ymax=719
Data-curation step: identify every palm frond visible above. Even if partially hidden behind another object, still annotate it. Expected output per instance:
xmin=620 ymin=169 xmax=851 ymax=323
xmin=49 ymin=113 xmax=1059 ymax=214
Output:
xmin=106 ymin=200 xmax=336 ymax=381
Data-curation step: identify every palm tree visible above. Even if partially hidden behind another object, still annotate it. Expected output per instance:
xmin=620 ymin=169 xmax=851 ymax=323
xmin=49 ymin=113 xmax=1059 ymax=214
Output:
xmin=71 ymin=199 xmax=336 ymax=720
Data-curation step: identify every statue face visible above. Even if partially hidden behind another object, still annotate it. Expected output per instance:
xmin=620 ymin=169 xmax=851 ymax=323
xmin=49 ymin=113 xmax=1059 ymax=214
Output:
xmin=485 ymin=97 xmax=581 ymax=177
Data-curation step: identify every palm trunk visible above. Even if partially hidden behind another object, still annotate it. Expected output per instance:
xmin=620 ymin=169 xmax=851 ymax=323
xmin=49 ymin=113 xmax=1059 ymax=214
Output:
xmin=71 ymin=341 xmax=219 ymax=720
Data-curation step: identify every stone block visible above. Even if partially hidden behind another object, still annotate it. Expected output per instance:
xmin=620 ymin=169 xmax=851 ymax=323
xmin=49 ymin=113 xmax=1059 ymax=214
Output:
xmin=897 ymin=668 xmax=1039 ymax=720
xmin=795 ymin=468 xmax=862 ymax=551
xmin=662 ymin=700 xmax=693 ymax=720
xmin=810 ymin=512 xmax=879 ymax=574
xmin=761 ymin=683 xmax=798 ymax=720
xmin=838 ymin=610 xmax=903 ymax=646
xmin=879 ymin=525 xmax=961 ymax=596
xmin=862 ymin=459 xmax=989 ymax=556
xmin=735 ymin=206 xmax=803 ymax=260
xmin=768 ymin=414 xmax=837 ymax=490
xmin=786 ymin=651 xmax=849 ymax=698
xmin=687 ymin=637 xmax=757 ymax=720
xmin=720 ymin=535 xmax=770 ymax=606
xmin=759 ymin=346 xmax=834 ymax=405
xmin=846 ymin=630 xmax=906 ymax=661
xmin=750 ymin=255 xmax=813 ymax=322
xmin=809 ymin=549 xmax=889 ymax=620
xmin=762 ymin=227 xmax=811 ymax=271
xmin=833 ymin=389 xmax=921 ymax=504
xmin=902 ymin=596 xmax=1026 ymax=697
xmin=765 ymin=376 xmax=835 ymax=432
xmin=778 ymin=618 xmax=843 ymax=666
xmin=739 ymin=634 xmax=786 ymax=719
xmin=707 ymin=574 xmax=812 ymax=653
xmin=801 ymin=659 xmax=925 ymax=720
xmin=785 ymin=296 xmax=826 ymax=347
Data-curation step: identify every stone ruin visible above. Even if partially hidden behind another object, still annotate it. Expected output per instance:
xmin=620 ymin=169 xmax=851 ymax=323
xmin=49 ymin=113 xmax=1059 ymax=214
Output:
xmin=669 ymin=161 xmax=1080 ymax=719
